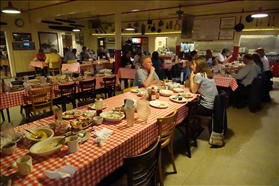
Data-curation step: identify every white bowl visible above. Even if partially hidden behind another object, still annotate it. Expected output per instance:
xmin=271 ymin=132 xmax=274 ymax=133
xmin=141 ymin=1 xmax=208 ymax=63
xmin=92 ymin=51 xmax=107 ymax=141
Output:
xmin=25 ymin=128 xmax=54 ymax=142
xmin=93 ymin=116 xmax=103 ymax=125
xmin=100 ymin=111 xmax=125 ymax=122
xmin=29 ymin=136 xmax=65 ymax=157
xmin=160 ymin=90 xmax=173 ymax=97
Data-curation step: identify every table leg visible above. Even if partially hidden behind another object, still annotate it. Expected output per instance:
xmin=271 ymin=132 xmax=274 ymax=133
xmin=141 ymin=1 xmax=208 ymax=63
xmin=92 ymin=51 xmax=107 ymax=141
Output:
xmin=6 ymin=108 xmax=11 ymax=123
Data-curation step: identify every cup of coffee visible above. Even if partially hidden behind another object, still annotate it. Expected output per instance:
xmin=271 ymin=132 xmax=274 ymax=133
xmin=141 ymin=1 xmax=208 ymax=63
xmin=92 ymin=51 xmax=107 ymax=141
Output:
xmin=1 ymin=142 xmax=16 ymax=155
xmin=16 ymin=155 xmax=33 ymax=176
xmin=67 ymin=136 xmax=79 ymax=153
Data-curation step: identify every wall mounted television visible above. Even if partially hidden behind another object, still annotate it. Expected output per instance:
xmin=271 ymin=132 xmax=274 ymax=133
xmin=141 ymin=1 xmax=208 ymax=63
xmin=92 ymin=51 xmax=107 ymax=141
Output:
xmin=132 ymin=38 xmax=142 ymax=44
xmin=13 ymin=33 xmax=32 ymax=41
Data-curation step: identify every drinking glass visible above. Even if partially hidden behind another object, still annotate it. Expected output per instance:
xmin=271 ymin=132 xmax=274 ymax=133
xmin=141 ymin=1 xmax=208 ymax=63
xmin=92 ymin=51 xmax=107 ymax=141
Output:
xmin=137 ymin=99 xmax=150 ymax=122
xmin=126 ymin=108 xmax=134 ymax=127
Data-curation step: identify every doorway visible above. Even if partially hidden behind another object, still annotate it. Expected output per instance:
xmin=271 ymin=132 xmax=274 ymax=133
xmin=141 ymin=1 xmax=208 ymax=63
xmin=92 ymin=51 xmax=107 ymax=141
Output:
xmin=0 ymin=31 xmax=12 ymax=78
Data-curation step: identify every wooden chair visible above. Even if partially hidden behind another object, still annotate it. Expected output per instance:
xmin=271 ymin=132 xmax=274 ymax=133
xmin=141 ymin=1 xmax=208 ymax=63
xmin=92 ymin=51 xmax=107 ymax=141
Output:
xmin=78 ymin=79 xmax=96 ymax=100
xmin=124 ymin=136 xmax=161 ymax=186
xmin=122 ymin=86 xmax=138 ymax=93
xmin=53 ymin=83 xmax=76 ymax=112
xmin=97 ymin=76 xmax=116 ymax=98
xmin=1 ymin=110 xmax=5 ymax=122
xmin=78 ymin=99 xmax=95 ymax=107
xmin=49 ymin=62 xmax=61 ymax=76
xmin=157 ymin=109 xmax=178 ymax=185
xmin=24 ymin=87 xmax=53 ymax=118
xmin=176 ymin=96 xmax=200 ymax=158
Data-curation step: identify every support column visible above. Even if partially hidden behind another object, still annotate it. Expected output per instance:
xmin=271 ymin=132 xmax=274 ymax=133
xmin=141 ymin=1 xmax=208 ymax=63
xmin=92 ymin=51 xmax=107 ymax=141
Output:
xmin=114 ymin=11 xmax=121 ymax=74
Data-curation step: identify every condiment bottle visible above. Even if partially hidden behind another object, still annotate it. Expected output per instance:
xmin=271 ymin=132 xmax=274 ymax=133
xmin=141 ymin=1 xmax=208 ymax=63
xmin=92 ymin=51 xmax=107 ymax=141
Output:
xmin=1 ymin=79 xmax=6 ymax=93
xmin=95 ymin=95 xmax=103 ymax=116
xmin=150 ymin=87 xmax=156 ymax=101
xmin=156 ymin=88 xmax=160 ymax=99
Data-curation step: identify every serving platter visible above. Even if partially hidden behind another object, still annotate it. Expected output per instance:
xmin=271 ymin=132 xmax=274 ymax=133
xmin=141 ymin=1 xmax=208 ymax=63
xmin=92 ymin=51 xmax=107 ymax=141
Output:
xmin=62 ymin=110 xmax=82 ymax=119
xmin=179 ymin=92 xmax=194 ymax=98
xmin=100 ymin=111 xmax=125 ymax=122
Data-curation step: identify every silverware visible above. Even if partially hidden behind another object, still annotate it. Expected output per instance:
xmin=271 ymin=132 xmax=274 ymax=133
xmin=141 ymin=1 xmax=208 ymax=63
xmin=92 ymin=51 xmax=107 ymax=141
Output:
xmin=55 ymin=136 xmax=67 ymax=147
xmin=25 ymin=130 xmax=41 ymax=139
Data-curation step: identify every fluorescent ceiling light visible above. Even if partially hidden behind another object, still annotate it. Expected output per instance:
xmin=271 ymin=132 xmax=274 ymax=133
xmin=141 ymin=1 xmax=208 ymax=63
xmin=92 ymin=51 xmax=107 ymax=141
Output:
xmin=125 ymin=23 xmax=135 ymax=31
xmin=2 ymin=1 xmax=21 ymax=14
xmin=131 ymin=9 xmax=139 ymax=12
xmin=251 ymin=7 xmax=268 ymax=18
xmin=72 ymin=27 xmax=81 ymax=32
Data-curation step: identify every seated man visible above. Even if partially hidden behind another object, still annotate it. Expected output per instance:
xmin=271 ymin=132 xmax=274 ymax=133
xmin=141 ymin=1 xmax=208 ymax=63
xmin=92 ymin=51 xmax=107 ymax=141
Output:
xmin=230 ymin=54 xmax=258 ymax=108
xmin=216 ymin=48 xmax=232 ymax=64
xmin=45 ymin=48 xmax=61 ymax=75
xmin=133 ymin=56 xmax=159 ymax=88
xmin=63 ymin=48 xmax=77 ymax=63
xmin=121 ymin=50 xmax=133 ymax=68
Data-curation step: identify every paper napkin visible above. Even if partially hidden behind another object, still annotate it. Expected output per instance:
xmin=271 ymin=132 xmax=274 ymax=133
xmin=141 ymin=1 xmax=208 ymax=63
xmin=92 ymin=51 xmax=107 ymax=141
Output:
xmin=44 ymin=164 xmax=77 ymax=180
xmin=94 ymin=128 xmax=113 ymax=146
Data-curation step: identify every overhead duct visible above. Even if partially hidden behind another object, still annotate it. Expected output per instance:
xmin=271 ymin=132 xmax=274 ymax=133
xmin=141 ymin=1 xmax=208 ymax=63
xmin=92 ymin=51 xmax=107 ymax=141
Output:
xmin=88 ymin=20 xmax=101 ymax=29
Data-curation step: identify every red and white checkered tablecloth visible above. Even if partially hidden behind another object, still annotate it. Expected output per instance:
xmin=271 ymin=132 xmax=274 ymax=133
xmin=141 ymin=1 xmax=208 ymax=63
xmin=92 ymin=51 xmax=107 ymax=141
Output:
xmin=61 ymin=64 xmax=92 ymax=73
xmin=117 ymin=68 xmax=137 ymax=79
xmin=163 ymin=62 xmax=187 ymax=70
xmin=0 ymin=90 xmax=196 ymax=186
xmin=0 ymin=75 xmax=120 ymax=110
xmin=29 ymin=61 xmax=48 ymax=69
xmin=213 ymin=74 xmax=238 ymax=91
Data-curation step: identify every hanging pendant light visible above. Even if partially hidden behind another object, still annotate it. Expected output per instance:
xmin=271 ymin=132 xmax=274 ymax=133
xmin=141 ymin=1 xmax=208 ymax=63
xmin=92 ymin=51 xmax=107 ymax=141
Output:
xmin=2 ymin=1 xmax=21 ymax=14
xmin=251 ymin=7 xmax=268 ymax=18
xmin=72 ymin=27 xmax=81 ymax=32
xmin=125 ymin=23 xmax=135 ymax=31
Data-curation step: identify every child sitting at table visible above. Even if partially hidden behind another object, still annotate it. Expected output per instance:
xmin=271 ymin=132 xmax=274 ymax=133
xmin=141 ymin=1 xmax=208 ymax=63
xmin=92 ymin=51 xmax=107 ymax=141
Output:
xmin=190 ymin=56 xmax=218 ymax=136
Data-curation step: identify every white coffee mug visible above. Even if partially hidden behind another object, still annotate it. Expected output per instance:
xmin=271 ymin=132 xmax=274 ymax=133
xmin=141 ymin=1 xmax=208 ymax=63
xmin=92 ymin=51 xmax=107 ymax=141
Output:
xmin=67 ymin=136 xmax=79 ymax=153
xmin=17 ymin=155 xmax=33 ymax=176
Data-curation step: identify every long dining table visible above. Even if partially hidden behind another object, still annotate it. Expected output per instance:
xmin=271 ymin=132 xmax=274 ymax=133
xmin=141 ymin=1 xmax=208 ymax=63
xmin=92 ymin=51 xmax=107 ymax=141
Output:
xmin=0 ymin=75 xmax=120 ymax=110
xmin=0 ymin=89 xmax=196 ymax=186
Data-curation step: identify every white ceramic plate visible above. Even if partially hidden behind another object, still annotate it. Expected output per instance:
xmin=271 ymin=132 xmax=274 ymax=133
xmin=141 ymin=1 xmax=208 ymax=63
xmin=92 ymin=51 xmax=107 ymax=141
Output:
xmin=149 ymin=100 xmax=169 ymax=108
xmin=88 ymin=103 xmax=108 ymax=110
xmin=100 ymin=111 xmax=125 ymax=122
xmin=62 ymin=110 xmax=82 ymax=119
xmin=169 ymin=96 xmax=187 ymax=103
xmin=173 ymin=88 xmax=184 ymax=93
xmin=77 ymin=130 xmax=90 ymax=143
xmin=160 ymin=90 xmax=173 ymax=97
xmin=179 ymin=92 xmax=194 ymax=98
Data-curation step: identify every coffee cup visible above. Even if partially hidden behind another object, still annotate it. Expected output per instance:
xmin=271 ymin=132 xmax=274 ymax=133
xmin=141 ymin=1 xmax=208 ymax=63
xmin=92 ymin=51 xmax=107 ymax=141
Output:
xmin=1 ymin=142 xmax=16 ymax=155
xmin=16 ymin=155 xmax=33 ymax=176
xmin=67 ymin=136 xmax=79 ymax=153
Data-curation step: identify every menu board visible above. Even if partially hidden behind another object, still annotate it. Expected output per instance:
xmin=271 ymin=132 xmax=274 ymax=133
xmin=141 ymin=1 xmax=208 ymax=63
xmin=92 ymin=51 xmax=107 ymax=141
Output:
xmin=192 ymin=18 xmax=220 ymax=41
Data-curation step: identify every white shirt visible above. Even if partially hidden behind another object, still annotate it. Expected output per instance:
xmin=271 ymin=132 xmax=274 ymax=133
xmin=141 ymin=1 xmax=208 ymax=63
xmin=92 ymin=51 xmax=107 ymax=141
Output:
xmin=261 ymin=56 xmax=269 ymax=72
xmin=216 ymin=53 xmax=226 ymax=64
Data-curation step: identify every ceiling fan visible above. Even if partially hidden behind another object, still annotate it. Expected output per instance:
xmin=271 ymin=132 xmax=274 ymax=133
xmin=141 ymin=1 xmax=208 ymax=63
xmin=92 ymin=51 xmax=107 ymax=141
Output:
xmin=168 ymin=5 xmax=193 ymax=20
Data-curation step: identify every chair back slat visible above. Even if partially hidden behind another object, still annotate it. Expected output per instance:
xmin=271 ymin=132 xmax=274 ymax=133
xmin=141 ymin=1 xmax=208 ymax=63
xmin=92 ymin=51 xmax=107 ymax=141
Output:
xmin=28 ymin=87 xmax=53 ymax=115
xmin=157 ymin=109 xmax=178 ymax=148
xmin=79 ymin=79 xmax=96 ymax=100
xmin=124 ymin=136 xmax=161 ymax=186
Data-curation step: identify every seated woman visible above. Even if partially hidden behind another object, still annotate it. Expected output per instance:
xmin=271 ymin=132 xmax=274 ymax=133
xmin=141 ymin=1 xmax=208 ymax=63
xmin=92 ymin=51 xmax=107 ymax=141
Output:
xmin=190 ymin=56 xmax=218 ymax=136
xmin=151 ymin=51 xmax=165 ymax=80
xmin=133 ymin=56 xmax=159 ymax=88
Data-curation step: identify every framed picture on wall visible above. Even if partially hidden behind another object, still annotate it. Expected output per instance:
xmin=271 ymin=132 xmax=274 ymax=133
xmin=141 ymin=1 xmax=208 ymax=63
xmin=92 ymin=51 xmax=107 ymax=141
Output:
xmin=219 ymin=29 xmax=234 ymax=40
xmin=75 ymin=34 xmax=80 ymax=44
xmin=79 ymin=34 xmax=84 ymax=45
xmin=107 ymin=37 xmax=115 ymax=43
xmin=220 ymin=17 xmax=236 ymax=29
xmin=38 ymin=32 xmax=59 ymax=53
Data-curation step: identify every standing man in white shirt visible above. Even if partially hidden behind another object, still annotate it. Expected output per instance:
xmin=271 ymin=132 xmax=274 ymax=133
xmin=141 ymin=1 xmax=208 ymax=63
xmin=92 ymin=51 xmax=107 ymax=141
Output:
xmin=256 ymin=47 xmax=273 ymax=90
xmin=216 ymin=48 xmax=232 ymax=64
